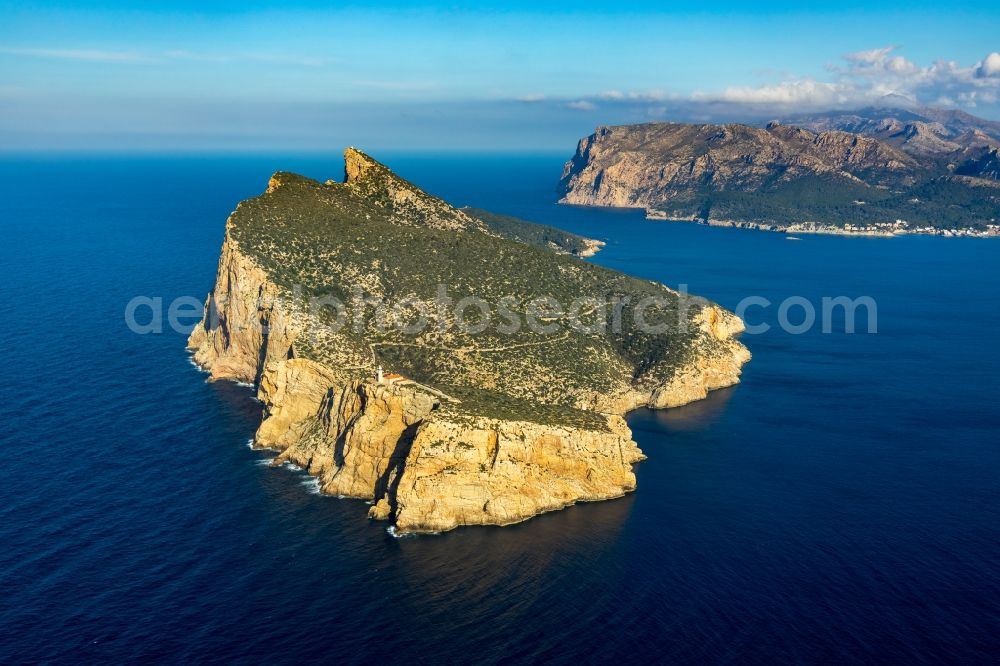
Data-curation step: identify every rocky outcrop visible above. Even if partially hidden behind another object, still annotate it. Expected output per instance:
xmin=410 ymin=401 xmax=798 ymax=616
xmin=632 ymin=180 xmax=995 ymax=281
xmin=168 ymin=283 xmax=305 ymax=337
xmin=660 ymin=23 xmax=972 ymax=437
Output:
xmin=188 ymin=148 xmax=751 ymax=534
xmin=648 ymin=306 xmax=752 ymax=408
xmin=187 ymin=229 xmax=299 ymax=385
xmin=251 ymin=358 xmax=643 ymax=532
xmin=955 ymin=147 xmax=1000 ymax=180
xmin=558 ymin=122 xmax=916 ymax=210
xmin=560 ymin=119 xmax=1000 ymax=233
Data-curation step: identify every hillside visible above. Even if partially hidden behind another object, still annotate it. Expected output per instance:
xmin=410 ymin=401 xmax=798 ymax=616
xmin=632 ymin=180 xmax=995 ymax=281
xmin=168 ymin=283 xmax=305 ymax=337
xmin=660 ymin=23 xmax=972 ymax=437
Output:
xmin=462 ymin=207 xmax=604 ymax=256
xmin=188 ymin=148 xmax=750 ymax=533
xmin=782 ymin=106 xmax=1000 ymax=158
xmin=559 ymin=118 xmax=1000 ymax=235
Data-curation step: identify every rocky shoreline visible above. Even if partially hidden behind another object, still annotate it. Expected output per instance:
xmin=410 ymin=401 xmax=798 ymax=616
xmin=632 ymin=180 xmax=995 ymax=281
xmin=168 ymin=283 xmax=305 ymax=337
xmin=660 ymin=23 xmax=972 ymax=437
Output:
xmin=645 ymin=210 xmax=1000 ymax=238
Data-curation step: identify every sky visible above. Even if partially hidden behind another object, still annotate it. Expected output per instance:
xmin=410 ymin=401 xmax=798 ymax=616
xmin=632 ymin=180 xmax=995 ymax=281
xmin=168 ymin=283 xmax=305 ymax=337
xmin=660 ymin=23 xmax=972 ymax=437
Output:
xmin=1 ymin=0 xmax=999 ymax=151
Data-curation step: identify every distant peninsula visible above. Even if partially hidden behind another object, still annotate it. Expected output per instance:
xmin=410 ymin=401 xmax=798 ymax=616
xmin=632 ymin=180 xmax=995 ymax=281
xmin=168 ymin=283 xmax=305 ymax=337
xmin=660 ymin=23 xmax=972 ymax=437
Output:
xmin=188 ymin=149 xmax=749 ymax=534
xmin=559 ymin=106 xmax=1000 ymax=237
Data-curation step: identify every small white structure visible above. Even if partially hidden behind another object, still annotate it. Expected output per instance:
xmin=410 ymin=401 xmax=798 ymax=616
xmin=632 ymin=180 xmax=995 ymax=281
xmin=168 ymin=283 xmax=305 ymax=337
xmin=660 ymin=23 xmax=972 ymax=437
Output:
xmin=376 ymin=365 xmax=407 ymax=385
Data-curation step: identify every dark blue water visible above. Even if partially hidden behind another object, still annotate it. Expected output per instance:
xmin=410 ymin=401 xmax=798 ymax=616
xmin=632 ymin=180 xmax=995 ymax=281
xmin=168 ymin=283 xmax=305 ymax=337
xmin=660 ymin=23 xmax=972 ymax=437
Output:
xmin=1 ymin=154 xmax=998 ymax=664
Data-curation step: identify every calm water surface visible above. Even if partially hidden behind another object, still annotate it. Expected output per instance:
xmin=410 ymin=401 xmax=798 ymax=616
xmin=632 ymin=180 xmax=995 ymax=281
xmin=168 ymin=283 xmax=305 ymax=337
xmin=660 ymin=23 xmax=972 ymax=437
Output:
xmin=0 ymin=154 xmax=997 ymax=663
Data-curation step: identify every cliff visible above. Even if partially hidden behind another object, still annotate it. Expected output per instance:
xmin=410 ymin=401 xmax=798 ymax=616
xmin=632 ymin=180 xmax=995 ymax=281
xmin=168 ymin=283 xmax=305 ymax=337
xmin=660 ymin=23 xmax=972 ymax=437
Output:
xmin=560 ymin=122 xmax=915 ymax=209
xmin=559 ymin=120 xmax=1000 ymax=234
xmin=189 ymin=148 xmax=750 ymax=533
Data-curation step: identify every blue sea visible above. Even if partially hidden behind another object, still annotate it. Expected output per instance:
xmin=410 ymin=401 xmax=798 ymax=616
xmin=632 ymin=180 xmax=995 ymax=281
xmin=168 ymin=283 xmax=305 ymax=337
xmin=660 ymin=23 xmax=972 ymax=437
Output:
xmin=1 ymin=154 xmax=998 ymax=664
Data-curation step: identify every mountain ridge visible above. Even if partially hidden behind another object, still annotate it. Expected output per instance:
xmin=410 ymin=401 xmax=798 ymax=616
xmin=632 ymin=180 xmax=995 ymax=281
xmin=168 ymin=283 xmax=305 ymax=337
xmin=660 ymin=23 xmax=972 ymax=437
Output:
xmin=559 ymin=109 xmax=1000 ymax=235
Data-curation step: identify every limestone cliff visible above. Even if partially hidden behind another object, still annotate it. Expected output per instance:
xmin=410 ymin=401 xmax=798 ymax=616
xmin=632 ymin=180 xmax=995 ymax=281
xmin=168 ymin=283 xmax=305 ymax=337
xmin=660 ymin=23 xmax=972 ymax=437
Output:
xmin=256 ymin=362 xmax=643 ymax=532
xmin=559 ymin=122 xmax=915 ymax=210
xmin=189 ymin=148 xmax=750 ymax=533
xmin=559 ymin=120 xmax=1000 ymax=233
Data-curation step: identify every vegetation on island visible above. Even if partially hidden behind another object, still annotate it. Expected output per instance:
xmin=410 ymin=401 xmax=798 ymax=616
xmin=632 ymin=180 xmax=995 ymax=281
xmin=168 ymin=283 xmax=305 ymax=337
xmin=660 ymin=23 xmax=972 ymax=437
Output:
xmin=462 ymin=207 xmax=601 ymax=255
xmin=225 ymin=150 xmax=734 ymax=428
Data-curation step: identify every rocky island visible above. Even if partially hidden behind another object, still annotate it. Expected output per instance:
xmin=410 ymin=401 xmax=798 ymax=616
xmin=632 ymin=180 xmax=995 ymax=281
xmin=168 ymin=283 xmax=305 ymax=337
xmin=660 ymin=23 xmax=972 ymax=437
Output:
xmin=560 ymin=108 xmax=1000 ymax=236
xmin=188 ymin=148 xmax=750 ymax=534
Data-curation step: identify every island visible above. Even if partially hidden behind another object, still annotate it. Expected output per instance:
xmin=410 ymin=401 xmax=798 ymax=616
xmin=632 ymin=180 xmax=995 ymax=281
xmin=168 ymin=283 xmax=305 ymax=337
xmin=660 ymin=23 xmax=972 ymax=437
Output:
xmin=188 ymin=148 xmax=750 ymax=534
xmin=559 ymin=107 xmax=1000 ymax=237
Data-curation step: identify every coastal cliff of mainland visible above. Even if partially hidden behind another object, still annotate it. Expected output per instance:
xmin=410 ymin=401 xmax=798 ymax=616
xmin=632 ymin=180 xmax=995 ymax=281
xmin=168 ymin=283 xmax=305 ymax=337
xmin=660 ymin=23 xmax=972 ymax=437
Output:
xmin=188 ymin=149 xmax=749 ymax=534
xmin=560 ymin=108 xmax=1000 ymax=237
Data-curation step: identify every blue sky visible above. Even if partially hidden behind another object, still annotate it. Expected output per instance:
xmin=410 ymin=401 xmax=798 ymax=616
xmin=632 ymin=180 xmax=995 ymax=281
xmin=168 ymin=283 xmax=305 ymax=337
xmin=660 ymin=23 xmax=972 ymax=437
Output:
xmin=2 ymin=1 xmax=999 ymax=150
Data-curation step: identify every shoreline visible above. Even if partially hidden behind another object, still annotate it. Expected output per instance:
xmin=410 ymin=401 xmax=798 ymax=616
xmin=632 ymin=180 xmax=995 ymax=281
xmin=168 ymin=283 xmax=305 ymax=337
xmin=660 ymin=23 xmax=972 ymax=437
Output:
xmin=645 ymin=210 xmax=1000 ymax=238
xmin=576 ymin=238 xmax=606 ymax=257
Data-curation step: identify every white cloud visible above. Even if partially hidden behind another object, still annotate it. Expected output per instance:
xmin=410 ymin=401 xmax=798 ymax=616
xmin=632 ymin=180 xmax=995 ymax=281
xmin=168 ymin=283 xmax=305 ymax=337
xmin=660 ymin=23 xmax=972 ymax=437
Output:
xmin=353 ymin=80 xmax=437 ymax=91
xmin=0 ymin=46 xmax=145 ymax=62
xmin=597 ymin=89 xmax=672 ymax=102
xmin=977 ymin=52 xmax=1000 ymax=78
xmin=567 ymin=100 xmax=596 ymax=111
xmin=1 ymin=45 xmax=331 ymax=67
xmin=697 ymin=79 xmax=848 ymax=105
xmin=841 ymin=45 xmax=924 ymax=80
xmin=844 ymin=46 xmax=897 ymax=64
xmin=561 ymin=47 xmax=1000 ymax=117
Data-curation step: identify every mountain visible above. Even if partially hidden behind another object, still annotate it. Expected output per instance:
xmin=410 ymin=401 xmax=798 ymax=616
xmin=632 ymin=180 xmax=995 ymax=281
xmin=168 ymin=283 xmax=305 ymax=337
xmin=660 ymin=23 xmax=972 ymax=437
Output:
xmin=955 ymin=147 xmax=1000 ymax=180
xmin=559 ymin=117 xmax=1000 ymax=235
xmin=560 ymin=122 xmax=918 ymax=204
xmin=188 ymin=148 xmax=750 ymax=534
xmin=782 ymin=106 xmax=1000 ymax=154
xmin=780 ymin=106 xmax=1000 ymax=178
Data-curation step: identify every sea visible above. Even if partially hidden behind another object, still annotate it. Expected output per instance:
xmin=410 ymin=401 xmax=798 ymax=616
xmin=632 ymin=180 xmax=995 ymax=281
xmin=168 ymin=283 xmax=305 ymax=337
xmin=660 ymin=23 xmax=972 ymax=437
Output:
xmin=1 ymin=153 xmax=997 ymax=664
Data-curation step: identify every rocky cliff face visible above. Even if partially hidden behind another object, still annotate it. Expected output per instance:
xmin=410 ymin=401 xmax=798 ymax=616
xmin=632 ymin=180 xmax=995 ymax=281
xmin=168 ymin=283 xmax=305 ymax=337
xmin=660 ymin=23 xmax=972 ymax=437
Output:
xmin=559 ymin=122 xmax=916 ymax=209
xmin=188 ymin=148 xmax=750 ymax=534
xmin=781 ymin=107 xmax=1000 ymax=181
xmin=256 ymin=360 xmax=644 ymax=533
xmin=559 ymin=119 xmax=1000 ymax=232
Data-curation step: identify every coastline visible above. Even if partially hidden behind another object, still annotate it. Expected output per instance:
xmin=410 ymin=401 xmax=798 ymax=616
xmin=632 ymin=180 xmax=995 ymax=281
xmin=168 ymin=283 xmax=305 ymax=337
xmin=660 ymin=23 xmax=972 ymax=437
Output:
xmin=576 ymin=238 xmax=606 ymax=256
xmin=644 ymin=210 xmax=1000 ymax=238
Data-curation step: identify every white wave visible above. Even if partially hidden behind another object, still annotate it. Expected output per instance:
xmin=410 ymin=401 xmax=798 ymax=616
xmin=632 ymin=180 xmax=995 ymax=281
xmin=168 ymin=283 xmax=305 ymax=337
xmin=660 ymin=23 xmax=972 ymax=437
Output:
xmin=247 ymin=440 xmax=279 ymax=455
xmin=300 ymin=477 xmax=322 ymax=494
